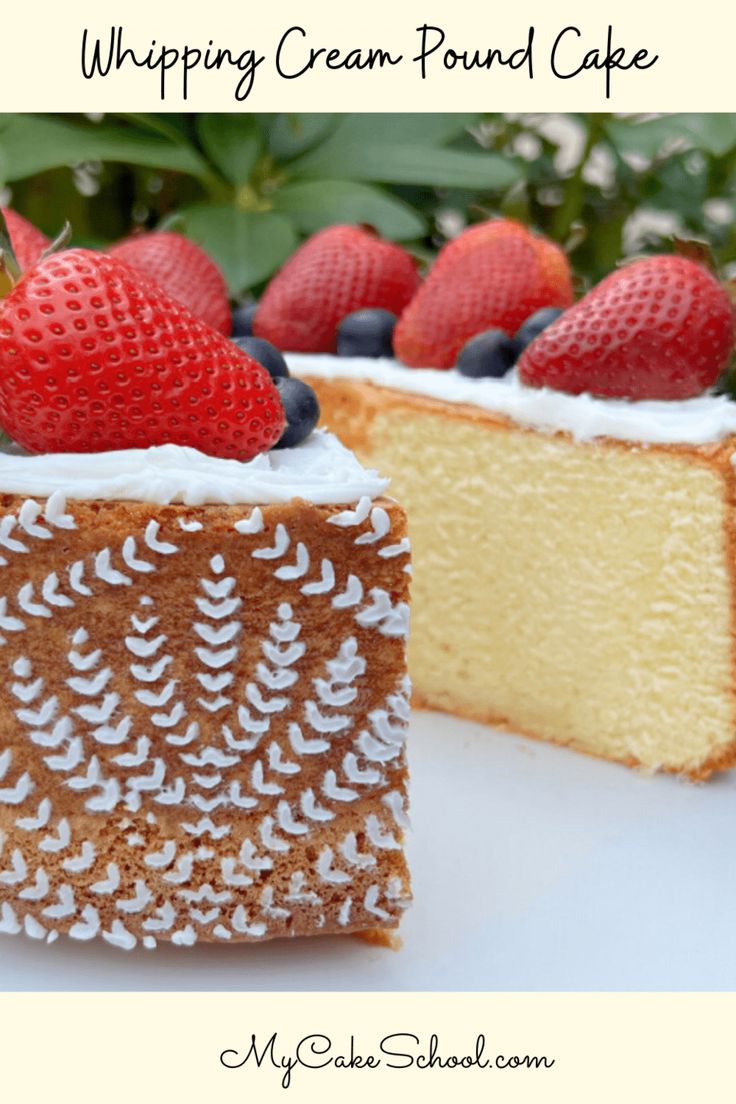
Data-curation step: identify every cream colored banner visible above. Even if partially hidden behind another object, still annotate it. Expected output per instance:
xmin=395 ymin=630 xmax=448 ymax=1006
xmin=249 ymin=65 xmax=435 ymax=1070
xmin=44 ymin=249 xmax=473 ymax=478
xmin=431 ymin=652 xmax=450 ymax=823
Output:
xmin=1 ymin=0 xmax=734 ymax=111
xmin=0 ymin=991 xmax=734 ymax=1101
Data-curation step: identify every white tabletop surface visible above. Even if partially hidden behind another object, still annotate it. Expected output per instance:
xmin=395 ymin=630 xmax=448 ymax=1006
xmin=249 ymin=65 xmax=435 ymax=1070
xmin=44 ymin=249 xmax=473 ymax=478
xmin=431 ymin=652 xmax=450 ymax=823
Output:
xmin=1 ymin=709 xmax=734 ymax=992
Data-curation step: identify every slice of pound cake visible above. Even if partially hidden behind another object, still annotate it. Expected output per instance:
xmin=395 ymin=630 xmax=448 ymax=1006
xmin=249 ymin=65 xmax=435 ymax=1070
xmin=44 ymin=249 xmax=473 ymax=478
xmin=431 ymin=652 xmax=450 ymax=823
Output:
xmin=0 ymin=435 xmax=411 ymax=949
xmin=286 ymin=247 xmax=736 ymax=779
xmin=0 ymin=230 xmax=411 ymax=949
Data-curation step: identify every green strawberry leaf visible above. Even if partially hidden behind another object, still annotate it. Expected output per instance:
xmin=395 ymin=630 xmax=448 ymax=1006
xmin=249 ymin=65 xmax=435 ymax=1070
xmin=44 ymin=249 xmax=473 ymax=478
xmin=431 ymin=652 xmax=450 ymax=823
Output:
xmin=605 ymin=115 xmax=683 ymax=159
xmin=265 ymin=114 xmax=341 ymax=160
xmin=272 ymin=180 xmax=425 ymax=240
xmin=328 ymin=113 xmax=482 ymax=145
xmin=197 ymin=115 xmax=263 ymax=186
xmin=115 ymin=113 xmax=194 ymax=144
xmin=677 ymin=114 xmax=736 ymax=158
xmin=168 ymin=205 xmax=297 ymax=296
xmin=0 ymin=114 xmax=209 ymax=182
xmin=290 ymin=141 xmax=520 ymax=190
xmin=606 ymin=114 xmax=736 ymax=161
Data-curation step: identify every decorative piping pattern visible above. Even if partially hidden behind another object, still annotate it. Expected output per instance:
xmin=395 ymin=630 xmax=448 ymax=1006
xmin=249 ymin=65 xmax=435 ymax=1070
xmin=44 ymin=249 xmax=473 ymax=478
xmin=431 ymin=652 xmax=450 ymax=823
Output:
xmin=0 ymin=495 xmax=411 ymax=948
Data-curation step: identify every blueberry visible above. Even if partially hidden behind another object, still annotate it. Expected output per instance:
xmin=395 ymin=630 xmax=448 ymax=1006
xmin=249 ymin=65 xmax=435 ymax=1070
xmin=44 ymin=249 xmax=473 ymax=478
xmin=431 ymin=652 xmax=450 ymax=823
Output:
xmin=231 ymin=302 xmax=258 ymax=338
xmin=515 ymin=307 xmax=565 ymax=351
xmin=233 ymin=336 xmax=289 ymax=380
xmin=337 ymin=309 xmax=397 ymax=358
xmin=456 ymin=329 xmax=519 ymax=379
xmin=273 ymin=377 xmax=321 ymax=450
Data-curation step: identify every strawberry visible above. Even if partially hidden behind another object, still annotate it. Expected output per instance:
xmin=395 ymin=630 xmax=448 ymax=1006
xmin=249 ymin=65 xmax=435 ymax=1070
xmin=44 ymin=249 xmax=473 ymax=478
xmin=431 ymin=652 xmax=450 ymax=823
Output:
xmin=429 ymin=216 xmax=530 ymax=272
xmin=393 ymin=219 xmax=574 ymax=369
xmin=2 ymin=208 xmax=50 ymax=272
xmin=0 ymin=248 xmax=284 ymax=459
xmin=518 ymin=255 xmax=736 ymax=401
xmin=254 ymin=224 xmax=420 ymax=353
xmin=109 ymin=231 xmax=231 ymax=336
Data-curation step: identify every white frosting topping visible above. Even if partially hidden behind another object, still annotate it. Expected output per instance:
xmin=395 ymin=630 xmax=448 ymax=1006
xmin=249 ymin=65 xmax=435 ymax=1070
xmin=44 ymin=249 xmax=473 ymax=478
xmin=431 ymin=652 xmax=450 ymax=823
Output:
xmin=0 ymin=430 xmax=388 ymax=506
xmin=288 ymin=354 xmax=736 ymax=447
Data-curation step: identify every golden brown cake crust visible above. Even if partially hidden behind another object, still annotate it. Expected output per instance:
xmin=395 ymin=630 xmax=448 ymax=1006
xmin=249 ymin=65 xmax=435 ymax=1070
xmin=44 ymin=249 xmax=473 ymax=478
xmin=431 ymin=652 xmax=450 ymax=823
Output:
xmin=307 ymin=374 xmax=736 ymax=466
xmin=411 ymin=686 xmax=736 ymax=781
xmin=0 ymin=492 xmax=412 ymax=948
xmin=309 ymin=374 xmax=736 ymax=780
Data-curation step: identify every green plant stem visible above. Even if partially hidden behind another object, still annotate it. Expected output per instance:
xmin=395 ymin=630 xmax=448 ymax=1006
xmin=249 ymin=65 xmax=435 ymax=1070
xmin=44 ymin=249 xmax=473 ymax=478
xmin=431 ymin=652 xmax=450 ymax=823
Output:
xmin=201 ymin=174 xmax=234 ymax=204
xmin=552 ymin=115 xmax=608 ymax=243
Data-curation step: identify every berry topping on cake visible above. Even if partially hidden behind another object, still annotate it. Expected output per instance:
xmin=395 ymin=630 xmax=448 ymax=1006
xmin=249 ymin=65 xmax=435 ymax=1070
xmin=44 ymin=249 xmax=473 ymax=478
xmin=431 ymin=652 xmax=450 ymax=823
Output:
xmin=109 ymin=230 xmax=231 ymax=336
xmin=515 ymin=306 xmax=566 ymax=351
xmin=254 ymin=224 xmax=420 ymax=353
xmin=232 ymin=335 xmax=289 ymax=379
xmin=456 ymin=328 xmax=519 ymax=378
xmin=518 ymin=255 xmax=736 ymax=401
xmin=1 ymin=207 xmax=50 ymax=272
xmin=231 ymin=300 xmax=258 ymax=337
xmin=273 ymin=377 xmax=321 ymax=449
xmin=393 ymin=219 xmax=574 ymax=369
xmin=337 ymin=308 xmax=397 ymax=358
xmin=0 ymin=246 xmax=285 ymax=459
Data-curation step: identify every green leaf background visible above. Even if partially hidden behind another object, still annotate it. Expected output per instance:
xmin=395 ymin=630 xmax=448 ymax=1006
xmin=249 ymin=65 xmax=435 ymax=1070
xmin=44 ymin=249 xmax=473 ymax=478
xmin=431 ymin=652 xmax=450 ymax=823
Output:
xmin=2 ymin=112 xmax=736 ymax=297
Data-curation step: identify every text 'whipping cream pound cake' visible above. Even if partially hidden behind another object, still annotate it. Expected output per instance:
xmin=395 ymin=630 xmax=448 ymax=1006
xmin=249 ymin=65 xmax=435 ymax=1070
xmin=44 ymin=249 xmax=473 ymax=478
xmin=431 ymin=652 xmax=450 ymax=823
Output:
xmin=277 ymin=230 xmax=736 ymax=779
xmin=0 ymin=230 xmax=411 ymax=949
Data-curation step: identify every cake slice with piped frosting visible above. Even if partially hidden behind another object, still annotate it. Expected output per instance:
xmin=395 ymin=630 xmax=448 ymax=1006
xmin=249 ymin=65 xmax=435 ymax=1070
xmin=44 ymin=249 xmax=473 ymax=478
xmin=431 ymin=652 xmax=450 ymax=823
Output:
xmin=0 ymin=432 xmax=412 ymax=949
xmin=0 ymin=220 xmax=412 ymax=949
